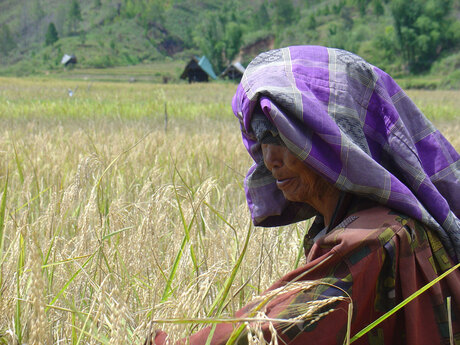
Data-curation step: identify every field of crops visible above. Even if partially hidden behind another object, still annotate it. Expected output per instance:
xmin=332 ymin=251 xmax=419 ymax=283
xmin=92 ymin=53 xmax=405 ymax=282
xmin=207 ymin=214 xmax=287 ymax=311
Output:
xmin=0 ymin=77 xmax=458 ymax=344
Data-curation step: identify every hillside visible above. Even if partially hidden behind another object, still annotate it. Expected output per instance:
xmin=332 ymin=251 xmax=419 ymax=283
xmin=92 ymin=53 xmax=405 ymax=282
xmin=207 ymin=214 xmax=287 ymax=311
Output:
xmin=0 ymin=0 xmax=459 ymax=88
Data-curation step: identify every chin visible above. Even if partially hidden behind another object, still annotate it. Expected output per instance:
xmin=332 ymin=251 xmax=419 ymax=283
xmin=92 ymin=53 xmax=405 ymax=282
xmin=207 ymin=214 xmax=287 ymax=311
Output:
xmin=283 ymin=193 xmax=303 ymax=203
xmin=283 ymin=192 xmax=315 ymax=208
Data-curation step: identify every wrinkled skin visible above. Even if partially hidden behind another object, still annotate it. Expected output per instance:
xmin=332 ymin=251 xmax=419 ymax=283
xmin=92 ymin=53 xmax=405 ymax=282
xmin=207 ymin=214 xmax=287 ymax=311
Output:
xmin=261 ymin=143 xmax=340 ymax=226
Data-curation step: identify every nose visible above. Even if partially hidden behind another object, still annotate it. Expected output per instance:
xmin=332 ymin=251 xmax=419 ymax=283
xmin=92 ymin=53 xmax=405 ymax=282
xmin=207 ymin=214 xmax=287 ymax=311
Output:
xmin=262 ymin=144 xmax=284 ymax=171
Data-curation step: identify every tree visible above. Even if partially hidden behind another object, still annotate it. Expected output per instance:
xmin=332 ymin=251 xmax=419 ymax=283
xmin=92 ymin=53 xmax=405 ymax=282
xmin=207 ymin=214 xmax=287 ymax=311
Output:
xmin=193 ymin=13 xmax=224 ymax=70
xmin=373 ymin=0 xmax=384 ymax=16
xmin=31 ymin=0 xmax=45 ymax=22
xmin=306 ymin=13 xmax=316 ymax=30
xmin=254 ymin=2 xmax=270 ymax=29
xmin=20 ymin=4 xmax=30 ymax=48
xmin=0 ymin=24 xmax=16 ymax=55
xmin=273 ymin=0 xmax=295 ymax=27
xmin=55 ymin=3 xmax=68 ymax=37
xmin=136 ymin=0 xmax=166 ymax=28
xmin=224 ymin=22 xmax=243 ymax=61
xmin=340 ymin=6 xmax=354 ymax=30
xmin=354 ymin=0 xmax=370 ymax=16
xmin=193 ymin=11 xmax=244 ymax=72
xmin=69 ymin=0 xmax=82 ymax=33
xmin=390 ymin=0 xmax=456 ymax=73
xmin=45 ymin=22 xmax=59 ymax=46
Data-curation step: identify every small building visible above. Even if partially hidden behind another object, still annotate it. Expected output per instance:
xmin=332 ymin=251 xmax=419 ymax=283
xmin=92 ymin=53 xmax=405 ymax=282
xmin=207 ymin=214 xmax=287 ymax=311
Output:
xmin=61 ymin=54 xmax=77 ymax=66
xmin=180 ymin=56 xmax=217 ymax=83
xmin=220 ymin=61 xmax=245 ymax=81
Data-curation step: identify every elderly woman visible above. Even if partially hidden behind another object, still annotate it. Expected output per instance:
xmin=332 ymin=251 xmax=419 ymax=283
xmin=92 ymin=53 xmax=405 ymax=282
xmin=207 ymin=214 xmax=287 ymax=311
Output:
xmin=153 ymin=46 xmax=460 ymax=345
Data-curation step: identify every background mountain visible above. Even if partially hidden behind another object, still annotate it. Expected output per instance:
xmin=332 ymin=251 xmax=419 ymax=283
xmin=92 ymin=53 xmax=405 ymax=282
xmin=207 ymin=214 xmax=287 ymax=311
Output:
xmin=0 ymin=0 xmax=459 ymax=87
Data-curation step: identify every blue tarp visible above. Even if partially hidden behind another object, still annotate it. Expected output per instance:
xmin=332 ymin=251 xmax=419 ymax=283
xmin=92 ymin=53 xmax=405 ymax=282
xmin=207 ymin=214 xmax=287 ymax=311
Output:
xmin=197 ymin=56 xmax=217 ymax=80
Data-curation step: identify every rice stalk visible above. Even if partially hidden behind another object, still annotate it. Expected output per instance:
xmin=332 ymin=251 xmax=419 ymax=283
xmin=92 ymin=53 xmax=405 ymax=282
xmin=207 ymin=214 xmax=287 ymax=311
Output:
xmin=14 ymin=231 xmax=25 ymax=344
xmin=14 ymin=186 xmax=51 ymax=214
xmin=447 ymin=296 xmax=453 ymax=345
xmin=350 ymin=262 xmax=460 ymax=342
xmin=207 ymin=223 xmax=253 ymax=317
xmin=45 ymin=251 xmax=97 ymax=313
xmin=245 ymin=316 xmax=265 ymax=345
xmin=160 ymin=168 xmax=203 ymax=303
xmin=159 ymin=214 xmax=194 ymax=302
xmin=344 ymin=302 xmax=353 ymax=345
xmin=225 ymin=279 xmax=351 ymax=345
xmin=72 ymin=311 xmax=78 ymax=344
xmin=12 ymin=142 xmax=24 ymax=184
xmin=0 ymin=173 xmax=7 ymax=285
xmin=94 ymin=130 xmax=153 ymax=192
xmin=293 ymin=225 xmax=308 ymax=270
xmin=29 ymin=240 xmax=48 ymax=344
xmin=108 ymin=288 xmax=130 ymax=344
xmin=75 ymin=282 xmax=105 ymax=345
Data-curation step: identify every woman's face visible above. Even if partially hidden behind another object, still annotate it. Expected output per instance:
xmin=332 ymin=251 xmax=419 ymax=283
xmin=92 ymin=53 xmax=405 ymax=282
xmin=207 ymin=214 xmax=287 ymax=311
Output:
xmin=261 ymin=143 xmax=336 ymax=215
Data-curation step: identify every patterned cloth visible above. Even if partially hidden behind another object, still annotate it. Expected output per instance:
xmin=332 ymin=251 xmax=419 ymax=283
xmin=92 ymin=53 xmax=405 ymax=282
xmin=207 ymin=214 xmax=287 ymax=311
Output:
xmin=149 ymin=46 xmax=460 ymax=345
xmin=153 ymin=206 xmax=460 ymax=345
xmin=231 ymin=46 xmax=460 ymax=262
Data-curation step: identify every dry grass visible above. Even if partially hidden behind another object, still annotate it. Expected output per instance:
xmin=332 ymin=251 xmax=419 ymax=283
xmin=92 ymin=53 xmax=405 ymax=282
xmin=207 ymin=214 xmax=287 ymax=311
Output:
xmin=0 ymin=78 xmax=458 ymax=344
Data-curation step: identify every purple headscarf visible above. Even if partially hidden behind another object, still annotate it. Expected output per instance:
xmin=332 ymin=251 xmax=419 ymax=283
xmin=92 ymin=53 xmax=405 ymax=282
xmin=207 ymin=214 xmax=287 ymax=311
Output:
xmin=232 ymin=46 xmax=460 ymax=262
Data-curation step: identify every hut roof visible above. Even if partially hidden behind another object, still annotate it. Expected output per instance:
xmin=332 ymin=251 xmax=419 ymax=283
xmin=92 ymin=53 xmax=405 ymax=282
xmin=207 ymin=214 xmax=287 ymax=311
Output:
xmin=61 ymin=54 xmax=77 ymax=66
xmin=180 ymin=56 xmax=217 ymax=80
xmin=220 ymin=61 xmax=246 ymax=81
xmin=220 ymin=61 xmax=245 ymax=77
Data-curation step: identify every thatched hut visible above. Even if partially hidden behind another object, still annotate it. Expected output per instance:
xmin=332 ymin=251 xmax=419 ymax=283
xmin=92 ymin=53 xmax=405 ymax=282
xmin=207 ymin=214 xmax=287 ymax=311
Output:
xmin=61 ymin=54 xmax=77 ymax=67
xmin=180 ymin=56 xmax=217 ymax=83
xmin=220 ymin=61 xmax=245 ymax=81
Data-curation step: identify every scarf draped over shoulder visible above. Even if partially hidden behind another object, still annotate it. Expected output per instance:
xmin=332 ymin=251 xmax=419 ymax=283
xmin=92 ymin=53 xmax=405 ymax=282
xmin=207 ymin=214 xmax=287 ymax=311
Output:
xmin=231 ymin=45 xmax=460 ymax=262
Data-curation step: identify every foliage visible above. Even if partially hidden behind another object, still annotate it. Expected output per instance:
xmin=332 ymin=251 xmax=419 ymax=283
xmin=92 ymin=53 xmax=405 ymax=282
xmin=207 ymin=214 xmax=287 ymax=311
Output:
xmin=68 ymin=0 xmax=82 ymax=33
xmin=431 ymin=52 xmax=460 ymax=89
xmin=0 ymin=0 xmax=459 ymax=83
xmin=440 ymin=70 xmax=460 ymax=90
xmin=353 ymin=0 xmax=369 ymax=16
xmin=0 ymin=24 xmax=16 ymax=56
xmin=122 ymin=0 xmax=167 ymax=26
xmin=390 ymin=0 xmax=458 ymax=73
xmin=45 ymin=23 xmax=59 ymax=46
xmin=373 ymin=0 xmax=384 ymax=16
xmin=192 ymin=7 xmax=244 ymax=72
xmin=272 ymin=0 xmax=296 ymax=27
xmin=31 ymin=0 xmax=45 ymax=23
xmin=254 ymin=2 xmax=270 ymax=29
xmin=306 ymin=14 xmax=317 ymax=30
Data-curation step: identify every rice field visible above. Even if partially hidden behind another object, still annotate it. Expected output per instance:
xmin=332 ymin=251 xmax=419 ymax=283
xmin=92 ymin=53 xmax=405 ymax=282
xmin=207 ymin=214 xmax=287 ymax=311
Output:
xmin=0 ymin=77 xmax=458 ymax=344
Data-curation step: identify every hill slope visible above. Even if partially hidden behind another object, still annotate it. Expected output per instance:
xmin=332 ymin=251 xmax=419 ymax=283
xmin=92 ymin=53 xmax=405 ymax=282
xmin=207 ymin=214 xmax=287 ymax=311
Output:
xmin=0 ymin=0 xmax=459 ymax=87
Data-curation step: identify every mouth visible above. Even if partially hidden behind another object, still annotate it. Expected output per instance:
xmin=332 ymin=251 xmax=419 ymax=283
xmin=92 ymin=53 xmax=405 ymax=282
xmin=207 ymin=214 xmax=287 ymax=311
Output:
xmin=276 ymin=177 xmax=295 ymax=190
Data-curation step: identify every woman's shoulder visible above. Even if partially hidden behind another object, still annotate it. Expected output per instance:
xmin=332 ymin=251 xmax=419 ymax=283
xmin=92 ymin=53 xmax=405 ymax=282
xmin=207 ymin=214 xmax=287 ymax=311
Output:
xmin=330 ymin=205 xmax=412 ymax=240
xmin=315 ymin=205 xmax=425 ymax=259
xmin=342 ymin=205 xmax=415 ymax=231
xmin=322 ymin=204 xmax=453 ymax=268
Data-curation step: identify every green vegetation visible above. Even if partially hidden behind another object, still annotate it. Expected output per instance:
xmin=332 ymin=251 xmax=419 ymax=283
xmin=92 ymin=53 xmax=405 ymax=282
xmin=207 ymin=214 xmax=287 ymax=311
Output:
xmin=0 ymin=0 xmax=459 ymax=88
xmin=45 ymin=22 xmax=59 ymax=46
xmin=0 ymin=24 xmax=16 ymax=55
xmin=390 ymin=0 xmax=458 ymax=73
xmin=68 ymin=0 xmax=82 ymax=34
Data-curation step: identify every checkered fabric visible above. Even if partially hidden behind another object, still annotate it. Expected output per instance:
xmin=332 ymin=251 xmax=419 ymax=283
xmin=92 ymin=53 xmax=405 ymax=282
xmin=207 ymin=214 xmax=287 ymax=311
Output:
xmin=231 ymin=46 xmax=460 ymax=262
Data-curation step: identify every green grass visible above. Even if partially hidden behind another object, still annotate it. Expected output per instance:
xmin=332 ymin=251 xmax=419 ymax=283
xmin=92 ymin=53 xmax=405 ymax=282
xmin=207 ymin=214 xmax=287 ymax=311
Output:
xmin=51 ymin=60 xmax=187 ymax=83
